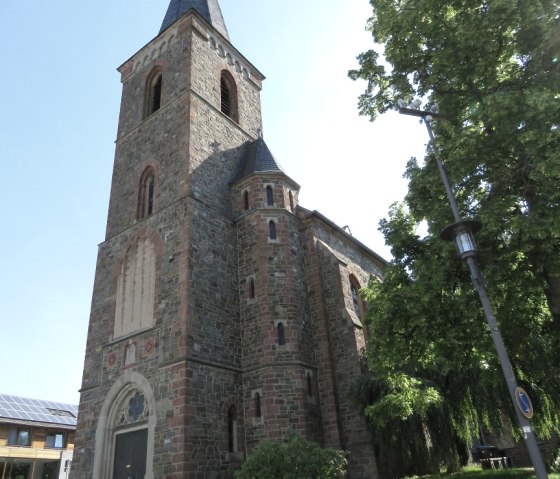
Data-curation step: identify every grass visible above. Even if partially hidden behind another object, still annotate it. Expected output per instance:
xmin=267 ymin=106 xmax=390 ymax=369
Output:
xmin=405 ymin=466 xmax=560 ymax=479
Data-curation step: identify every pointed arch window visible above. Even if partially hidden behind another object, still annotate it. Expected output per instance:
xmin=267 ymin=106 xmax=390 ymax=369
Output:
xmin=220 ymin=71 xmax=238 ymax=121
xmin=269 ymin=220 xmax=277 ymax=240
xmin=138 ymin=168 xmax=155 ymax=219
xmin=146 ymin=70 xmax=163 ymax=117
xmin=277 ymin=322 xmax=285 ymax=346
xmin=266 ymin=186 xmax=274 ymax=206
xmin=350 ymin=277 xmax=365 ymax=321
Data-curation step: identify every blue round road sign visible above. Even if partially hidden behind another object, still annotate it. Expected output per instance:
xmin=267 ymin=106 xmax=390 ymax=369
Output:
xmin=515 ymin=387 xmax=534 ymax=419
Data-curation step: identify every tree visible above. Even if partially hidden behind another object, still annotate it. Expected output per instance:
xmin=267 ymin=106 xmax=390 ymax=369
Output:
xmin=234 ymin=435 xmax=347 ymax=479
xmin=348 ymin=0 xmax=560 ymax=476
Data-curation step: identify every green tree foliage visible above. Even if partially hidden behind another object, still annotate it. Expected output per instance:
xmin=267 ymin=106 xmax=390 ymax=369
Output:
xmin=349 ymin=0 xmax=560 ymax=476
xmin=234 ymin=435 xmax=347 ymax=479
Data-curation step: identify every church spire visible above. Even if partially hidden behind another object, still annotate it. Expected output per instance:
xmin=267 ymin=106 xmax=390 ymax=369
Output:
xmin=160 ymin=0 xmax=229 ymax=40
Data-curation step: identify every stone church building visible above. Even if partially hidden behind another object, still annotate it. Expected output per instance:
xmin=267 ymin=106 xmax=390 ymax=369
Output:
xmin=71 ymin=1 xmax=386 ymax=478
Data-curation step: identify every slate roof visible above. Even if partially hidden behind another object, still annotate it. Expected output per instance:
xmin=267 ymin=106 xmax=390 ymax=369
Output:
xmin=233 ymin=137 xmax=285 ymax=183
xmin=160 ymin=0 xmax=229 ymax=40
xmin=0 ymin=393 xmax=78 ymax=428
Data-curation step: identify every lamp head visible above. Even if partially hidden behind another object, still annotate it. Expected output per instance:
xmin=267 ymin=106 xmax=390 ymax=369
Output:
xmin=440 ymin=220 xmax=482 ymax=259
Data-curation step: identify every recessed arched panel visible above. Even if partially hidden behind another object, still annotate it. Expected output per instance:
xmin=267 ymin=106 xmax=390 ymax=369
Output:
xmin=114 ymin=237 xmax=157 ymax=338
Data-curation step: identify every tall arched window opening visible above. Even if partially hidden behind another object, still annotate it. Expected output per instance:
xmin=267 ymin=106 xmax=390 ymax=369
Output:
xmin=243 ymin=190 xmax=250 ymax=210
xmin=138 ymin=169 xmax=155 ymax=220
xmin=220 ymin=71 xmax=238 ymax=121
xmin=350 ymin=278 xmax=365 ymax=321
xmin=146 ymin=71 xmax=163 ymax=117
xmin=269 ymin=220 xmax=277 ymax=240
xmin=266 ymin=186 xmax=274 ymax=206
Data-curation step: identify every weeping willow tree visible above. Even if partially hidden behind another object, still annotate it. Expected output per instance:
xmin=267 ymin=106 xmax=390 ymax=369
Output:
xmin=349 ymin=0 xmax=560 ymax=476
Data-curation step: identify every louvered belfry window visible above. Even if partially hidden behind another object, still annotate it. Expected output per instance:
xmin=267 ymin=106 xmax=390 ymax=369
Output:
xmin=152 ymin=75 xmax=162 ymax=113
xmin=221 ymin=77 xmax=231 ymax=117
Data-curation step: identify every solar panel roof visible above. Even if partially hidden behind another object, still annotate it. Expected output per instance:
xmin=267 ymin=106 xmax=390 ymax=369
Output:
xmin=0 ymin=394 xmax=78 ymax=427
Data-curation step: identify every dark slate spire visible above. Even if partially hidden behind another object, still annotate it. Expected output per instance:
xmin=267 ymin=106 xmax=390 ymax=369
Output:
xmin=160 ymin=0 xmax=229 ymax=39
xmin=233 ymin=137 xmax=284 ymax=183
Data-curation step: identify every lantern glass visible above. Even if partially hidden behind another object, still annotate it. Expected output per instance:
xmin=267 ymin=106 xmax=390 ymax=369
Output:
xmin=454 ymin=228 xmax=477 ymax=255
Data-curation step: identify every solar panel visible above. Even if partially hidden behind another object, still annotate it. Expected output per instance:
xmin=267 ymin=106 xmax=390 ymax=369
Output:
xmin=0 ymin=393 xmax=77 ymax=426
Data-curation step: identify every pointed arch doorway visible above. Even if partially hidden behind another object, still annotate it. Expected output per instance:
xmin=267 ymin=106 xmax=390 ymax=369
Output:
xmin=93 ymin=372 xmax=156 ymax=479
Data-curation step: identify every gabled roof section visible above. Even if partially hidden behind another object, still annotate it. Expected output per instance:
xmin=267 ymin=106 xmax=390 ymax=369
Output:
xmin=160 ymin=0 xmax=229 ymax=40
xmin=233 ymin=137 xmax=286 ymax=183
xmin=0 ymin=393 xmax=78 ymax=427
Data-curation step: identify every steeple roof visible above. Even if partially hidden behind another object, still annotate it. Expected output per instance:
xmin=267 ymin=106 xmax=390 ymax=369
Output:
xmin=233 ymin=137 xmax=295 ymax=185
xmin=160 ymin=0 xmax=229 ymax=39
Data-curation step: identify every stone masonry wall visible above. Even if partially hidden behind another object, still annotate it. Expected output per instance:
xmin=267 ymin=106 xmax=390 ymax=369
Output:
xmin=302 ymin=212 xmax=383 ymax=479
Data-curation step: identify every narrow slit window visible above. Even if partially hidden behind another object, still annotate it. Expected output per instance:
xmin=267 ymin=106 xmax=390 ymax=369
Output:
xmin=249 ymin=278 xmax=255 ymax=299
xmin=266 ymin=186 xmax=274 ymax=206
xmin=243 ymin=191 xmax=250 ymax=210
xmin=227 ymin=406 xmax=237 ymax=453
xmin=307 ymin=372 xmax=313 ymax=397
xmin=255 ymin=393 xmax=262 ymax=418
xmin=146 ymin=175 xmax=154 ymax=216
xmin=277 ymin=322 xmax=285 ymax=345
xmin=269 ymin=220 xmax=277 ymax=240
xmin=289 ymin=191 xmax=294 ymax=211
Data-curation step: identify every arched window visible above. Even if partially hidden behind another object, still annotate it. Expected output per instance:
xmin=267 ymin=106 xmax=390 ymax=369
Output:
xmin=255 ymin=393 xmax=261 ymax=418
xmin=350 ymin=278 xmax=365 ymax=321
xmin=269 ymin=220 xmax=277 ymax=240
xmin=277 ymin=322 xmax=285 ymax=346
xmin=243 ymin=190 xmax=249 ymax=210
xmin=220 ymin=71 xmax=238 ymax=121
xmin=249 ymin=278 xmax=255 ymax=299
xmin=138 ymin=168 xmax=155 ymax=219
xmin=227 ymin=406 xmax=237 ymax=453
xmin=146 ymin=71 xmax=163 ymax=117
xmin=266 ymin=186 xmax=274 ymax=206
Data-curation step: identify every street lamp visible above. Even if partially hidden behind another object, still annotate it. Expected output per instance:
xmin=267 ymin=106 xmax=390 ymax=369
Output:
xmin=399 ymin=101 xmax=548 ymax=479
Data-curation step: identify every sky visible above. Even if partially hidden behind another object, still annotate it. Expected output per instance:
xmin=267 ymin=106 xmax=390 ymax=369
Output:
xmin=0 ymin=0 xmax=428 ymax=405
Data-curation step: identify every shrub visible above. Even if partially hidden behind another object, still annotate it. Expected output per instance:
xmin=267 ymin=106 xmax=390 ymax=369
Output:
xmin=235 ymin=435 xmax=347 ymax=479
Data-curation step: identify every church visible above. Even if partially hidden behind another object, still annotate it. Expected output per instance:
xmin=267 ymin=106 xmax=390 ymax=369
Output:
xmin=71 ymin=1 xmax=385 ymax=477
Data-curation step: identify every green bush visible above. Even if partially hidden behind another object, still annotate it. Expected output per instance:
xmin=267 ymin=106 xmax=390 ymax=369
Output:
xmin=235 ymin=435 xmax=347 ymax=479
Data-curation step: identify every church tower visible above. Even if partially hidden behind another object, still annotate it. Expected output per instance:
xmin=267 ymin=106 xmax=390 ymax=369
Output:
xmin=71 ymin=2 xmax=383 ymax=478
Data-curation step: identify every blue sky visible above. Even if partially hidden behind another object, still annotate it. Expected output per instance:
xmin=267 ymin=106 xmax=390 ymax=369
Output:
xmin=0 ymin=0 xmax=427 ymax=405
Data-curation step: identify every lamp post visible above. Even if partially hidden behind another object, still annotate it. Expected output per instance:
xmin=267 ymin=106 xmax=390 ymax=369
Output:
xmin=399 ymin=103 xmax=548 ymax=478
